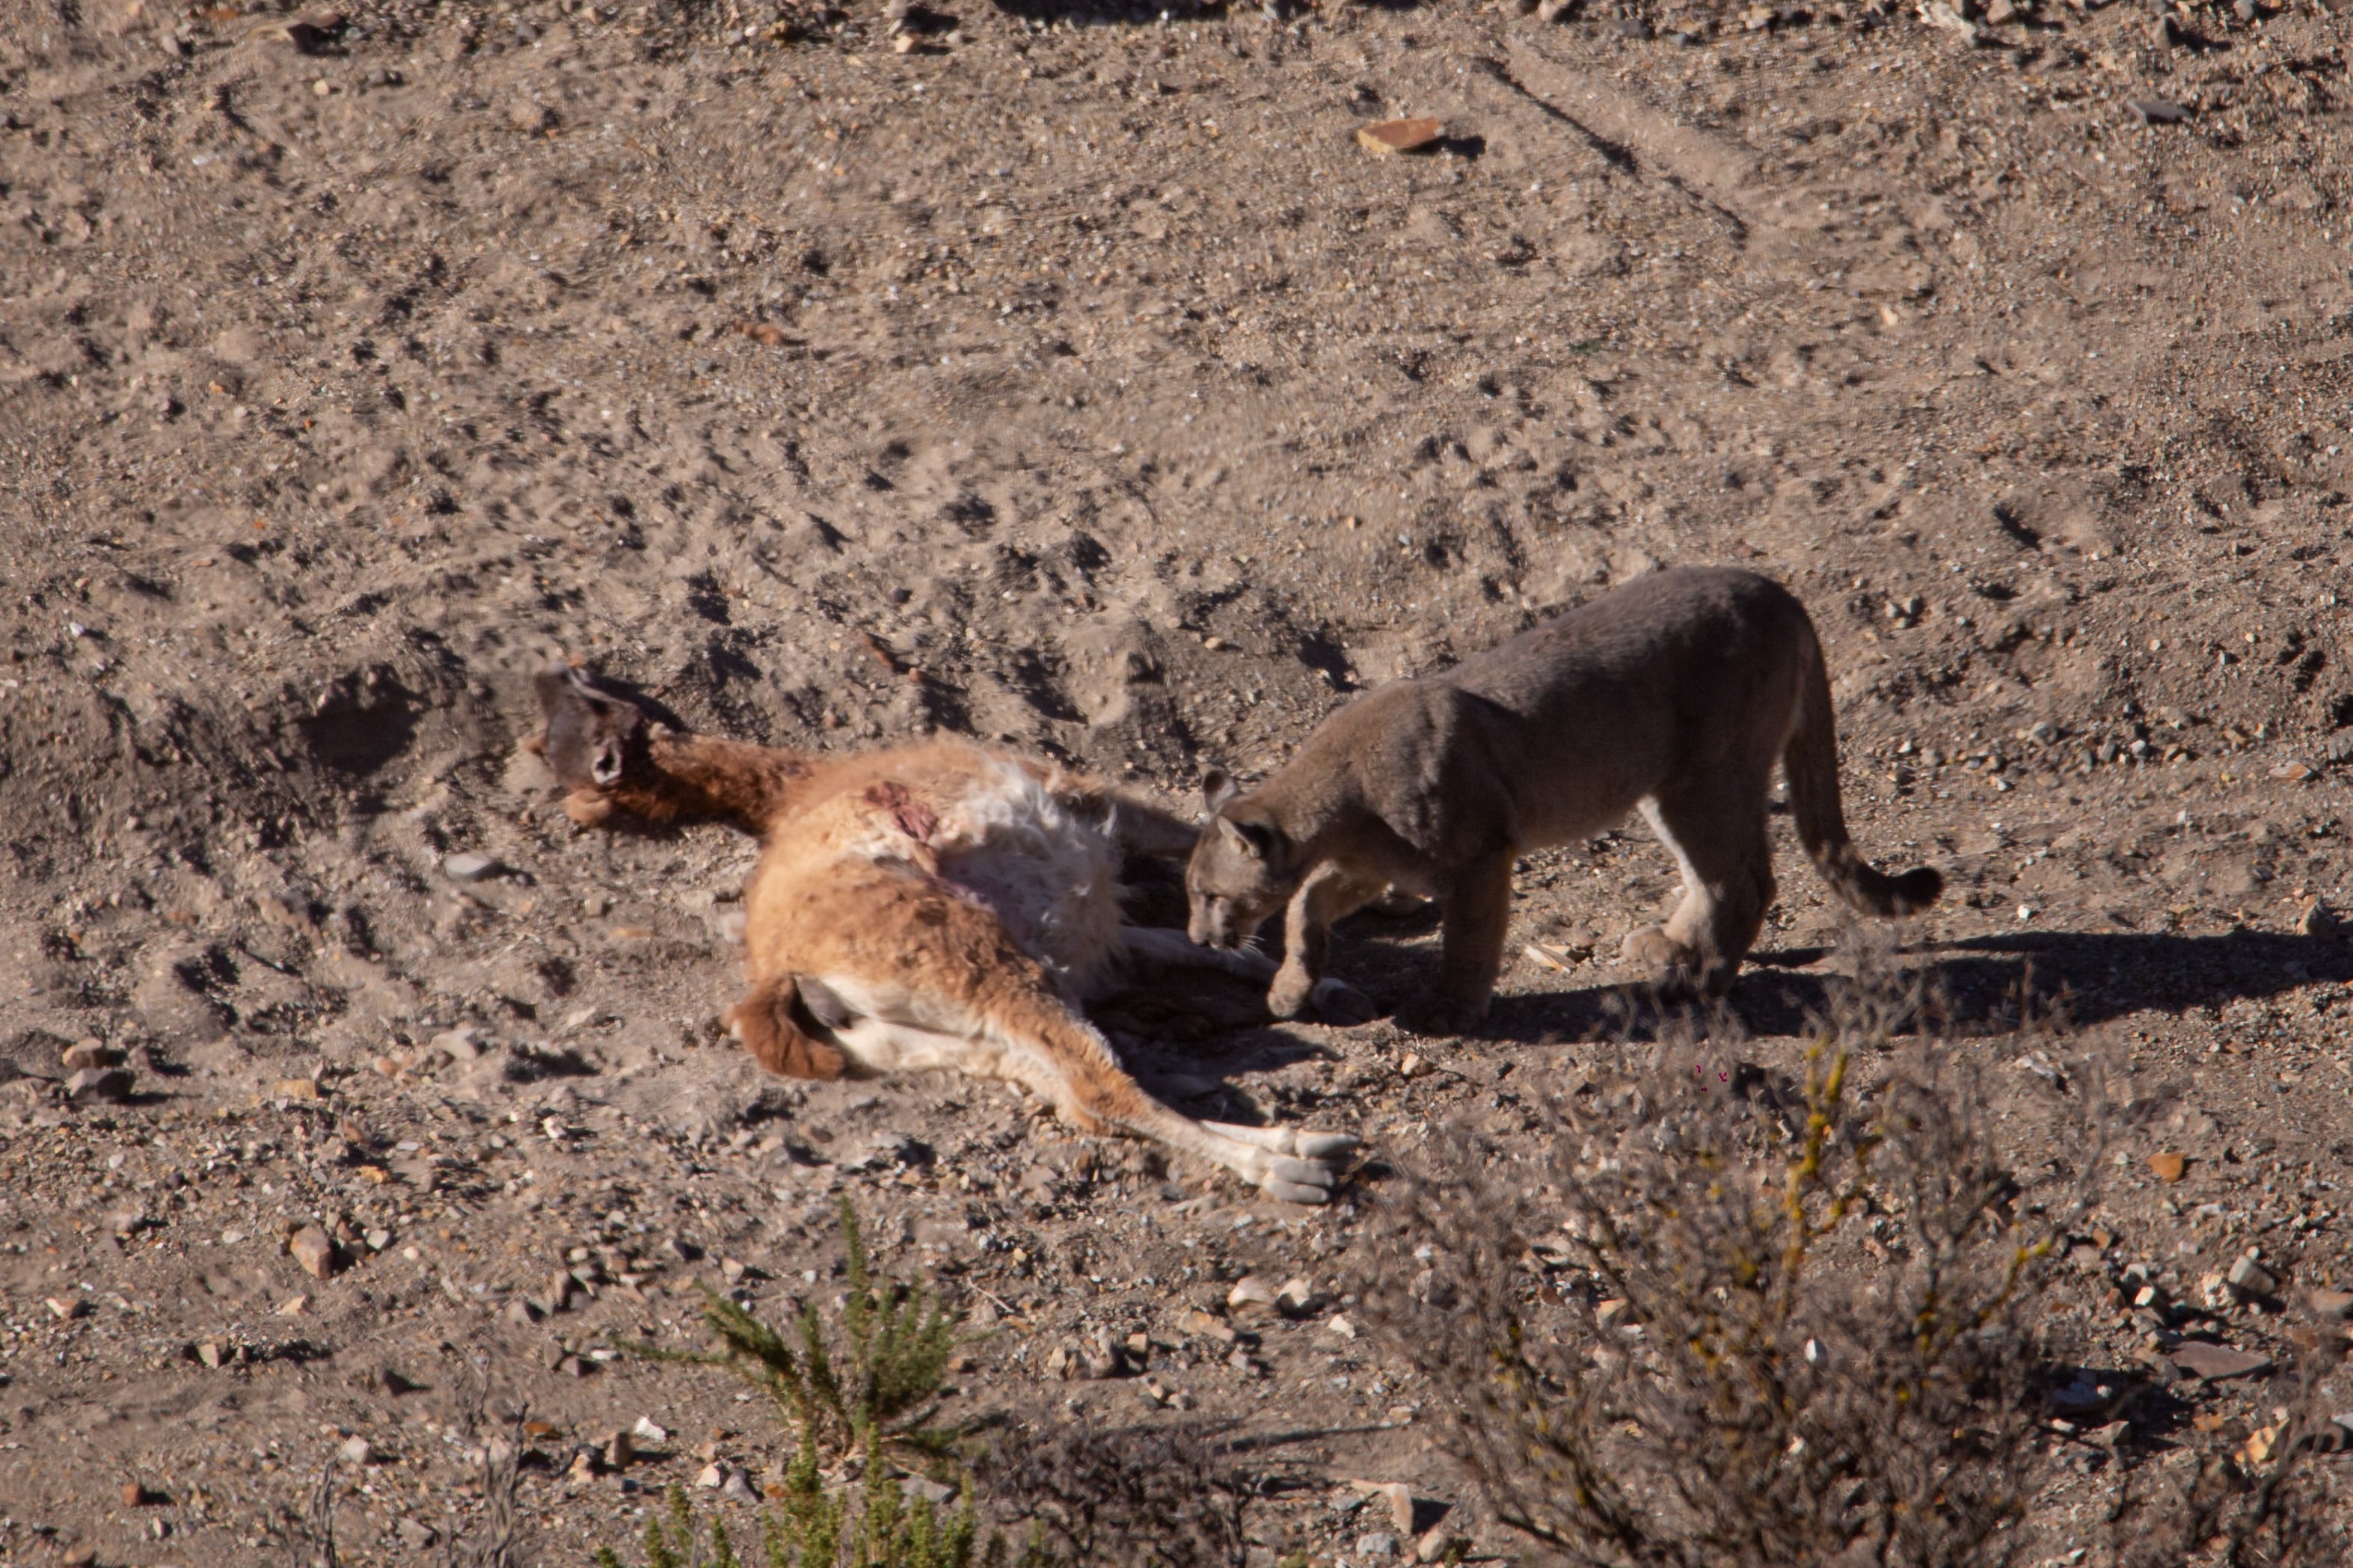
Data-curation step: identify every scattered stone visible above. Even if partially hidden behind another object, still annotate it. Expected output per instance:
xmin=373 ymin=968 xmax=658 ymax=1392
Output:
xmin=2130 ymin=97 xmax=2190 ymax=125
xmin=289 ymin=1225 xmax=340 ymax=1280
xmin=60 ymin=1037 xmax=118 ymax=1072
xmin=121 ymin=1482 xmax=158 ymax=1507
xmin=1417 ymin=1524 xmax=1464 ymax=1564
xmin=195 ymin=1341 xmax=225 ymax=1368
xmin=903 ymin=1475 xmax=957 ymax=1506
xmin=1356 ymin=117 xmax=1444 ymax=157
xmin=274 ymin=1077 xmax=323 ymax=1101
xmin=278 ymin=1294 xmax=310 ymax=1316
xmin=443 ymin=852 xmax=500 ymax=883
xmin=2228 ymin=1252 xmax=2280 ymax=1300
xmin=1328 ymin=1313 xmax=1358 ymax=1340
xmin=2148 ymin=1152 xmax=2188 ymax=1183
xmin=1274 ymin=1276 xmax=1321 ymax=1318
xmin=1358 ymin=1534 xmax=1400 ymax=1560
xmin=696 ymin=1462 xmax=728 ymax=1489
xmin=722 ymin=1469 xmax=760 ymax=1504
xmin=2298 ymin=899 xmax=2338 ymax=938
xmin=1397 ymin=1052 xmax=1433 ymax=1080
xmin=1612 ymin=16 xmax=1654 ymax=37
xmin=395 ymin=1519 xmax=439 ymax=1550
xmin=2171 ymin=1341 xmax=2274 ymax=1381
xmin=2308 ymin=1288 xmax=2353 ymax=1322
xmin=633 ymin=1416 xmax=669 ymax=1445
xmin=1176 ymin=1307 xmax=1237 ymax=1344
xmin=602 ymin=1430 xmax=634 ymax=1470
xmin=338 ymin=1436 xmax=373 ymax=1466
xmin=431 ymin=1027 xmax=482 ymax=1061
xmin=65 ymin=1067 xmax=135 ymax=1103
xmin=505 ymin=1298 xmax=542 ymax=1326
xmin=46 ymin=1296 xmax=89 ymax=1320
xmin=1227 ymin=1275 xmax=1279 ymax=1316
xmin=1596 ymin=1298 xmax=1629 ymax=1327
xmin=1351 ymin=1481 xmax=1415 ymax=1534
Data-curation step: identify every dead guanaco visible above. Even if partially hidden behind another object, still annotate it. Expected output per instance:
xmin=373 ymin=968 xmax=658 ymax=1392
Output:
xmin=527 ymin=665 xmax=1363 ymax=1203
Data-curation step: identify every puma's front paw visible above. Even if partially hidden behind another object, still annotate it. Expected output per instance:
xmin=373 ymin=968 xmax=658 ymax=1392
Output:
xmin=1622 ymin=926 xmax=1728 ymax=1000
xmin=1267 ymin=963 xmax=1317 ymax=1020
xmin=1309 ymin=977 xmax=1377 ymax=1027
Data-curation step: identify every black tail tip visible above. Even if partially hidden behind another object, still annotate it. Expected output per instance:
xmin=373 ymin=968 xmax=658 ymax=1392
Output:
xmin=1891 ymin=866 xmax=1943 ymax=915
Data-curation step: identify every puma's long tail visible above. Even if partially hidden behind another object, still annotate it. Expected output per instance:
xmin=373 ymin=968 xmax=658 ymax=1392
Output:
xmin=1783 ymin=630 xmax=1943 ymax=918
xmin=529 ymin=664 xmax=810 ymax=831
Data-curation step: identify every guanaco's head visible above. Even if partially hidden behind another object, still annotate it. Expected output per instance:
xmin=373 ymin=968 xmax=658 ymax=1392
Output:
xmin=1185 ymin=769 xmax=1296 ymax=950
xmin=529 ymin=665 xmax=648 ymax=797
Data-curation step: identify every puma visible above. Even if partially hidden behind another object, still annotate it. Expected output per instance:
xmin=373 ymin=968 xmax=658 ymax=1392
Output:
xmin=1184 ymin=567 xmax=1942 ymax=1019
xmin=526 ymin=665 xmax=1362 ymax=1202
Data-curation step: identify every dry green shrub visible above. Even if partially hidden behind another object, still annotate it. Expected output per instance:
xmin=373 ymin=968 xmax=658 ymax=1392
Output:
xmin=1360 ymin=948 xmax=2098 ymax=1568
xmin=976 ymin=1420 xmax=1254 ymax=1568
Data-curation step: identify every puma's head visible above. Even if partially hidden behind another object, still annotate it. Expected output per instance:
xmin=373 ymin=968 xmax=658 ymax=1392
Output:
xmin=1185 ymin=769 xmax=1295 ymax=949
xmin=530 ymin=665 xmax=649 ymax=796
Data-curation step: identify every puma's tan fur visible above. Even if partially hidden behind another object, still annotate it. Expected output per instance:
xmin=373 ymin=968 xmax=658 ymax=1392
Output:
xmin=527 ymin=667 xmax=1360 ymax=1202
xmin=1184 ymin=567 xmax=1942 ymax=1018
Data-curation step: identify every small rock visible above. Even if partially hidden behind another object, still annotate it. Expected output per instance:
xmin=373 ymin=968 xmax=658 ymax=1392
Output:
xmin=278 ymin=1294 xmax=310 ymax=1316
xmin=504 ymin=102 xmax=558 ymax=135
xmin=289 ymin=1225 xmax=339 ymax=1279
xmin=1595 ymin=1298 xmax=1629 ymax=1326
xmin=1612 ymin=16 xmax=1654 ymax=37
xmin=443 ymin=852 xmax=500 ymax=883
xmin=338 ymin=1436 xmax=373 ymax=1466
xmin=1176 ymin=1307 xmax=1237 ymax=1344
xmin=720 ymin=1257 xmax=747 ymax=1283
xmin=431 ymin=1027 xmax=482 ymax=1061
xmin=1354 ymin=1481 xmax=1415 ymax=1534
xmin=721 ymin=1470 xmax=759 ymax=1504
xmin=195 ymin=1341 xmax=225 ymax=1368
xmin=2171 ymin=1341 xmax=2274 ymax=1381
xmin=504 ymin=1298 xmax=542 ymax=1326
xmin=1328 ymin=1313 xmax=1358 ymax=1339
xmin=274 ymin=1077 xmax=323 ymax=1101
xmin=1358 ymin=1534 xmax=1400 ymax=1560
xmin=633 ymin=1416 xmax=669 ymax=1445
xmin=1227 ymin=1275 xmax=1279 ymax=1316
xmin=2298 ymin=899 xmax=2338 ymax=938
xmin=2148 ymin=1152 xmax=2188 ymax=1182
xmin=46 ymin=1296 xmax=89 ymax=1320
xmin=1417 ymin=1524 xmax=1463 ymax=1564
xmin=1274 ymin=1276 xmax=1320 ymax=1318
xmin=2229 ymin=1252 xmax=2280 ymax=1300
xmin=1397 ymin=1051 xmax=1432 ymax=1080
xmin=2129 ymin=97 xmax=2190 ymax=125
xmin=365 ymin=1227 xmax=391 ymax=1252
xmin=395 ymin=1519 xmax=439 ymax=1550
xmin=2307 ymin=1288 xmax=2353 ymax=1321
xmin=903 ymin=1475 xmax=957 ymax=1506
xmin=602 ymin=1430 xmax=634 ymax=1470
xmin=1356 ymin=117 xmax=1444 ymax=156
xmin=61 ymin=1038 xmax=119 ymax=1071
xmin=65 ymin=1067 xmax=135 ymax=1103
xmin=696 ymin=1462 xmax=728 ymax=1489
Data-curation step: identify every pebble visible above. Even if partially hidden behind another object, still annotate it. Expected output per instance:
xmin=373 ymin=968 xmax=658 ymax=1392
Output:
xmin=443 ymin=852 xmax=500 ymax=882
xmin=431 ymin=1027 xmax=482 ymax=1061
xmin=1356 ymin=117 xmax=1444 ymax=157
xmin=339 ymin=1436 xmax=373 ymax=1466
xmin=1227 ymin=1274 xmax=1279 ymax=1315
xmin=60 ymin=1037 xmax=117 ymax=1072
xmin=65 ymin=1067 xmax=135 ymax=1103
xmin=2148 ymin=1152 xmax=2187 ymax=1182
xmin=602 ymin=1430 xmax=634 ymax=1470
xmin=721 ymin=1470 xmax=759 ymax=1504
xmin=633 ymin=1416 xmax=669 ymax=1444
xmin=46 ymin=1296 xmax=89 ymax=1320
xmin=696 ymin=1462 xmax=728 ymax=1489
xmin=1358 ymin=1534 xmax=1400 ymax=1559
xmin=1274 ymin=1276 xmax=1320 ymax=1318
xmin=274 ymin=1077 xmax=323 ymax=1101
xmin=2227 ymin=1252 xmax=2280 ymax=1300
xmin=2129 ymin=97 xmax=2190 ymax=125
xmin=278 ymin=1294 xmax=310 ymax=1316
xmin=1327 ymin=1313 xmax=1358 ymax=1339
xmin=2171 ymin=1341 xmax=2273 ymax=1381
xmin=289 ymin=1224 xmax=340 ymax=1280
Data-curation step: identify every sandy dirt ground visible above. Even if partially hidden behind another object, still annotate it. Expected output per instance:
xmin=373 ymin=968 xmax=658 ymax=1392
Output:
xmin=9 ymin=0 xmax=2353 ymax=1561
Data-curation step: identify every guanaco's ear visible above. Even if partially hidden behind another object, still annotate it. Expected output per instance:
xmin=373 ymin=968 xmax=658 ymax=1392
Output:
xmin=1201 ymin=767 xmax=1241 ymax=814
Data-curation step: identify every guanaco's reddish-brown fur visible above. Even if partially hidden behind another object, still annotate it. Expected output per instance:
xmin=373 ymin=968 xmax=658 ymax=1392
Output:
xmin=526 ymin=666 xmax=1361 ymax=1203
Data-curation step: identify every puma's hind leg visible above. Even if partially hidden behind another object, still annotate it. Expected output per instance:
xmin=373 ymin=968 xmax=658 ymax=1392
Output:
xmin=1625 ymin=786 xmax=1774 ymax=997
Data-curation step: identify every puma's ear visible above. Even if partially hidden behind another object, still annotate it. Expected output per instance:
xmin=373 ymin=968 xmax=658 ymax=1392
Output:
xmin=1217 ymin=814 xmax=1286 ymax=873
xmin=1201 ymin=767 xmax=1241 ymax=814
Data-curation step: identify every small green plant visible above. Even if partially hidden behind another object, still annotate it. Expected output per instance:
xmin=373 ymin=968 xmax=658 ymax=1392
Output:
xmin=593 ymin=1469 xmax=995 ymax=1568
xmin=641 ymin=1196 xmax=965 ymax=1475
